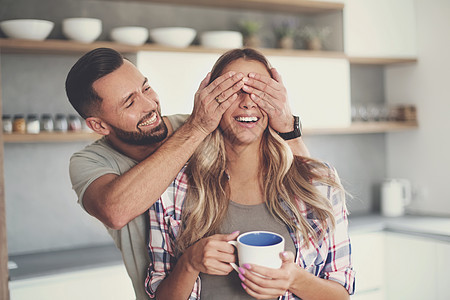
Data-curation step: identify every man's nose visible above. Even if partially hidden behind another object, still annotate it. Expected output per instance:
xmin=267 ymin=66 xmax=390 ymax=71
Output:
xmin=139 ymin=94 xmax=158 ymax=111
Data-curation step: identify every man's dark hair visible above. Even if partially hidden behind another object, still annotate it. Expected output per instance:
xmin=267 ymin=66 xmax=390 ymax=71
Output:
xmin=65 ymin=48 xmax=125 ymax=119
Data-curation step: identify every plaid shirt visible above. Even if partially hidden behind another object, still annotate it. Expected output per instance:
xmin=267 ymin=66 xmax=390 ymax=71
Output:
xmin=145 ymin=166 xmax=355 ymax=299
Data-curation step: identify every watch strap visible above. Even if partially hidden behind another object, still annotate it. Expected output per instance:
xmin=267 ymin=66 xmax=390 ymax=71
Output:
xmin=277 ymin=115 xmax=302 ymax=140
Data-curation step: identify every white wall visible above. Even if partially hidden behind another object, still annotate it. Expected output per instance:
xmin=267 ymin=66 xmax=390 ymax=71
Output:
xmin=385 ymin=0 xmax=450 ymax=215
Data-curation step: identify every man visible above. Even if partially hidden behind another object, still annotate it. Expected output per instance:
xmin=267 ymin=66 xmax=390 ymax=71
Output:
xmin=66 ymin=47 xmax=308 ymax=299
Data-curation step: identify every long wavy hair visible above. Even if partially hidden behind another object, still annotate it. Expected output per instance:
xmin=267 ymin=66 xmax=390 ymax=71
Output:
xmin=176 ymin=48 xmax=343 ymax=254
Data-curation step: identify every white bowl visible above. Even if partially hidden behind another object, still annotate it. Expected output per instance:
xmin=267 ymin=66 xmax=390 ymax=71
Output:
xmin=110 ymin=26 xmax=149 ymax=46
xmin=0 ymin=19 xmax=54 ymax=41
xmin=62 ymin=18 xmax=102 ymax=43
xmin=200 ymin=31 xmax=243 ymax=49
xmin=149 ymin=27 xmax=196 ymax=48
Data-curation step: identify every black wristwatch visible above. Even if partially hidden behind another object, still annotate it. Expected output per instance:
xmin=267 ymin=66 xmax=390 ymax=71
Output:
xmin=277 ymin=115 xmax=302 ymax=140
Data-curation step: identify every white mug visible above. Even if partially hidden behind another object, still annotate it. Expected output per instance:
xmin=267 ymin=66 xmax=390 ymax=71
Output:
xmin=228 ymin=231 xmax=285 ymax=272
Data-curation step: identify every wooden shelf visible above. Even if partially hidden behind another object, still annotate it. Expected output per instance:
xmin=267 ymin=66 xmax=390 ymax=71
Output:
xmin=303 ymin=121 xmax=419 ymax=135
xmin=348 ymin=56 xmax=418 ymax=65
xmin=2 ymin=131 xmax=101 ymax=143
xmin=2 ymin=122 xmax=418 ymax=143
xmin=0 ymin=38 xmax=417 ymax=65
xmin=104 ymin=0 xmax=344 ymax=14
xmin=0 ymin=38 xmax=346 ymax=58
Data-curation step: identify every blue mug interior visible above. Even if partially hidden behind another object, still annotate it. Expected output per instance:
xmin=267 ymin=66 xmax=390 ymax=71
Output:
xmin=239 ymin=232 xmax=282 ymax=246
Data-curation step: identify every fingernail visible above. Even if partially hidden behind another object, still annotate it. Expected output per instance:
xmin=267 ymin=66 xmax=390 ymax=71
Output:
xmin=242 ymin=77 xmax=248 ymax=82
xmin=282 ymin=251 xmax=288 ymax=258
xmin=238 ymin=267 xmax=245 ymax=274
xmin=241 ymin=283 xmax=247 ymax=290
xmin=243 ymin=264 xmax=251 ymax=270
xmin=249 ymin=73 xmax=255 ymax=78
xmin=239 ymin=273 xmax=245 ymax=281
xmin=232 ymin=230 xmax=240 ymax=235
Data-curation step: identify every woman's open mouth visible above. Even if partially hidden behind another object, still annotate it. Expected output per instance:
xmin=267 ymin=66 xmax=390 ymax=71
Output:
xmin=235 ymin=116 xmax=259 ymax=123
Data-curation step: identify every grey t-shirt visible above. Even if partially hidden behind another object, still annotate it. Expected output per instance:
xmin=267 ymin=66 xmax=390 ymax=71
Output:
xmin=200 ymin=201 xmax=296 ymax=300
xmin=69 ymin=114 xmax=188 ymax=300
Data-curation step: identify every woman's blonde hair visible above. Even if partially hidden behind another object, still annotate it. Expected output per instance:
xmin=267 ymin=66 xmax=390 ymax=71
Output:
xmin=176 ymin=49 xmax=343 ymax=254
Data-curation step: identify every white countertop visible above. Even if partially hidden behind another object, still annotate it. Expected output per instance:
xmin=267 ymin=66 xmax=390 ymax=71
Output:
xmin=349 ymin=214 xmax=450 ymax=241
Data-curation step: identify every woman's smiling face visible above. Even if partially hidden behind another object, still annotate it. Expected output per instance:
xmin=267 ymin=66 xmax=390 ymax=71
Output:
xmin=219 ymin=58 xmax=270 ymax=147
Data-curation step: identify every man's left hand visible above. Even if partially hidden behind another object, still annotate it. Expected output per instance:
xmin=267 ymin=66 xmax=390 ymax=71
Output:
xmin=242 ymin=68 xmax=294 ymax=133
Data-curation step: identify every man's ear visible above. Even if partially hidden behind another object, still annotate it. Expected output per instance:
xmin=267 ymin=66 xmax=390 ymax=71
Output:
xmin=85 ymin=117 xmax=110 ymax=136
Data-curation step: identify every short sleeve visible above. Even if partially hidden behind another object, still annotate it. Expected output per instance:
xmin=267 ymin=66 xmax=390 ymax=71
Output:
xmin=69 ymin=138 xmax=136 ymax=210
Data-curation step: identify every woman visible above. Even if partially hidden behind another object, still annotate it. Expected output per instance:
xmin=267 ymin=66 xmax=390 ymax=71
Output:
xmin=146 ymin=48 xmax=355 ymax=299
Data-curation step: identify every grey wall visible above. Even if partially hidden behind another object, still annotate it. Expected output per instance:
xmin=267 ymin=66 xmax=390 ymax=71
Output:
xmin=1 ymin=0 xmax=385 ymax=255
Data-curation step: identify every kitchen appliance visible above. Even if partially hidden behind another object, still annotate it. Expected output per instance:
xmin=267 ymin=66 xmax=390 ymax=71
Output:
xmin=381 ymin=179 xmax=412 ymax=217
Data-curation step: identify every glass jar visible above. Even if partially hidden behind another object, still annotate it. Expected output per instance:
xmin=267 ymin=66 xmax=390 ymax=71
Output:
xmin=13 ymin=114 xmax=26 ymax=134
xmin=26 ymin=114 xmax=40 ymax=134
xmin=54 ymin=114 xmax=68 ymax=132
xmin=40 ymin=114 xmax=54 ymax=132
xmin=2 ymin=115 xmax=13 ymax=134
xmin=68 ymin=114 xmax=82 ymax=132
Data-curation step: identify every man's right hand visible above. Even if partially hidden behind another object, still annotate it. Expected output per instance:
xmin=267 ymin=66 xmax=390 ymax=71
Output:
xmin=188 ymin=71 xmax=244 ymax=136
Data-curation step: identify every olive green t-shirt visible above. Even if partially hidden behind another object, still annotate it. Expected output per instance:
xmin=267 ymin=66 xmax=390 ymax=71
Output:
xmin=199 ymin=201 xmax=296 ymax=300
xmin=69 ymin=114 xmax=188 ymax=300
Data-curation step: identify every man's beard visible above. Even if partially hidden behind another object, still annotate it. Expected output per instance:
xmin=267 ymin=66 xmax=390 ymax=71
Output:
xmin=109 ymin=118 xmax=168 ymax=146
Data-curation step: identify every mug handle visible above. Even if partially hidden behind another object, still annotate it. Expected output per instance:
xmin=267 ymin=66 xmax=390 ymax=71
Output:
xmin=227 ymin=240 xmax=239 ymax=272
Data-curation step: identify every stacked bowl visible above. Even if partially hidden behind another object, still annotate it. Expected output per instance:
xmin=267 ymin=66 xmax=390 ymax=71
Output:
xmin=0 ymin=19 xmax=54 ymax=40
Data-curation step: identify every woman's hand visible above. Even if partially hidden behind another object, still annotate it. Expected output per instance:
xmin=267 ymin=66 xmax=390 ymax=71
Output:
xmin=238 ymin=251 xmax=300 ymax=299
xmin=242 ymin=68 xmax=295 ymax=133
xmin=184 ymin=231 xmax=240 ymax=275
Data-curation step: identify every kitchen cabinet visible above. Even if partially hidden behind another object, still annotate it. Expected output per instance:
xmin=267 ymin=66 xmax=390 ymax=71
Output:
xmin=9 ymin=264 xmax=135 ymax=300
xmin=436 ymin=241 xmax=450 ymax=300
xmin=344 ymin=0 xmax=417 ymax=58
xmin=350 ymin=227 xmax=450 ymax=300
xmin=137 ymin=51 xmax=221 ymax=116
xmin=385 ymin=232 xmax=438 ymax=300
xmin=267 ymin=55 xmax=351 ymax=128
xmin=350 ymin=231 xmax=385 ymax=299
xmin=385 ymin=235 xmax=450 ymax=300
xmin=137 ymin=51 xmax=352 ymax=128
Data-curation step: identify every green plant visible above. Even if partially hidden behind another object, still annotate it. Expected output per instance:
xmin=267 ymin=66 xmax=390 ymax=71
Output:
xmin=299 ymin=25 xmax=331 ymax=42
xmin=238 ymin=20 xmax=262 ymax=37
xmin=273 ymin=19 xmax=299 ymax=39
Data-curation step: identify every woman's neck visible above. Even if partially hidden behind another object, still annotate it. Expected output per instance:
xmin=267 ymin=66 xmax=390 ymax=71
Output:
xmin=225 ymin=142 xmax=264 ymax=205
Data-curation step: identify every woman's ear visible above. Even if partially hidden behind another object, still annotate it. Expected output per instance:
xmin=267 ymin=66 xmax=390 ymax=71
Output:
xmin=85 ymin=117 xmax=110 ymax=136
